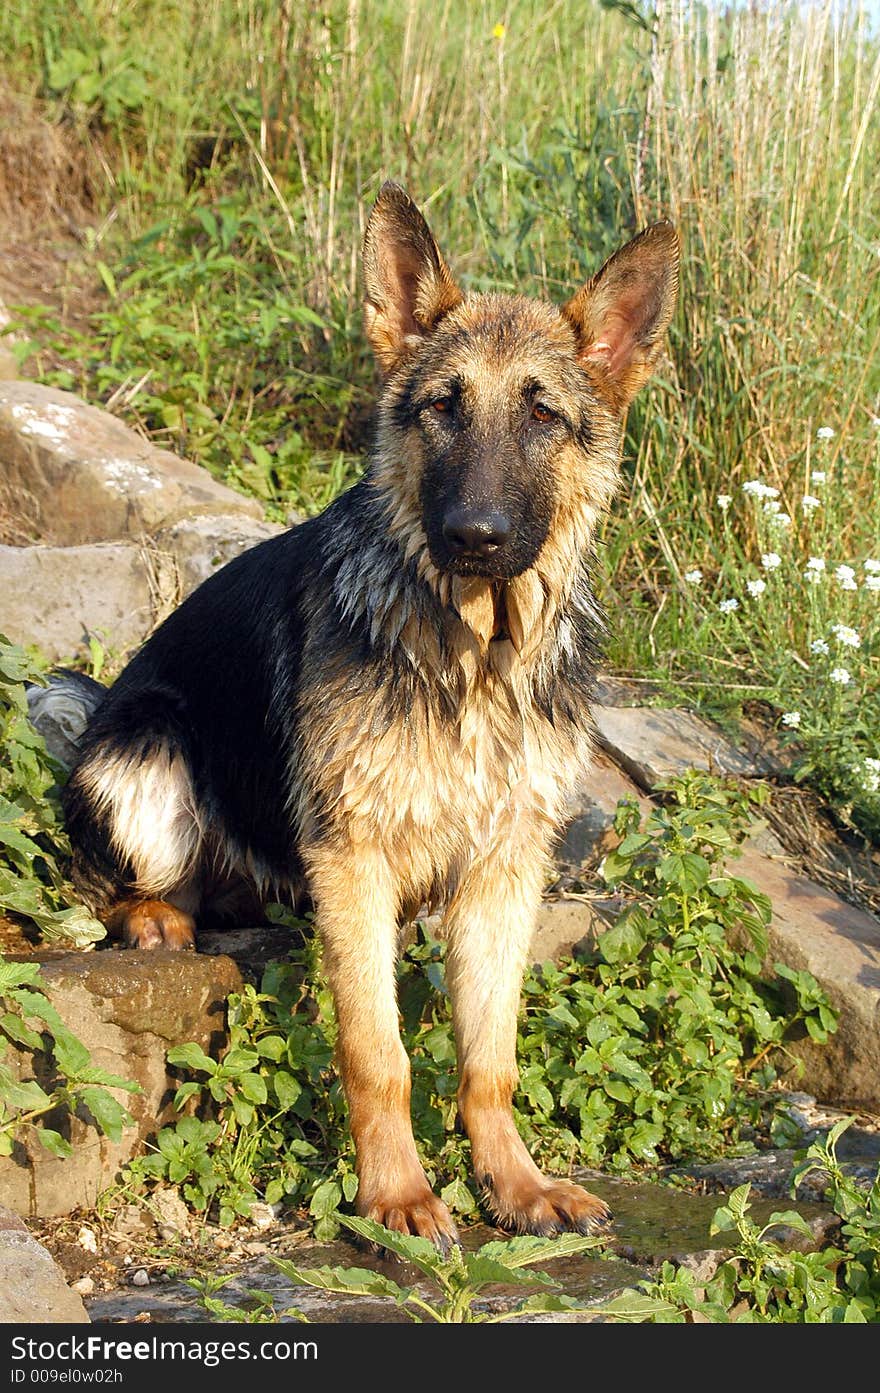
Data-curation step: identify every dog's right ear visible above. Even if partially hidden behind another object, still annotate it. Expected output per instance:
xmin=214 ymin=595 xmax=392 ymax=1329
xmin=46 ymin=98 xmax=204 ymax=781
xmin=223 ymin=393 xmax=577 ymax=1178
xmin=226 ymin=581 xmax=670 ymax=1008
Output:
xmin=363 ymin=183 xmax=462 ymax=374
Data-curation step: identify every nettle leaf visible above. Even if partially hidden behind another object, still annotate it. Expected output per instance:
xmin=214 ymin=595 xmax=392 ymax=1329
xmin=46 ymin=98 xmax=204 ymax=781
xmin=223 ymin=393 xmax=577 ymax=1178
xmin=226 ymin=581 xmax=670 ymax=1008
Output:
xmin=236 ymin=1071 xmax=268 ymax=1104
xmin=167 ymin=1043 xmax=216 ymax=1075
xmin=339 ymin=1216 xmax=441 ymax=1278
xmin=37 ymin=1127 xmax=73 ymax=1158
xmin=600 ymin=1289 xmax=682 ymax=1322
xmin=465 ymin=1255 xmax=554 ymax=1289
xmin=271 ymin=1069 xmax=302 ymax=1109
xmin=597 ymin=914 xmax=646 ymax=964
xmin=308 ymin=1179 xmax=342 ymax=1218
xmin=440 ymin=1177 xmax=478 ymax=1215
xmin=270 ymin=1257 xmax=410 ymax=1303
xmin=657 ymin=852 xmax=710 ymax=894
xmin=3 ymin=1077 xmax=53 ymax=1111
xmin=0 ymin=1012 xmax=44 ymax=1050
xmin=479 ymin=1233 xmax=604 ymax=1267
xmin=79 ymin=1086 xmax=132 ymax=1142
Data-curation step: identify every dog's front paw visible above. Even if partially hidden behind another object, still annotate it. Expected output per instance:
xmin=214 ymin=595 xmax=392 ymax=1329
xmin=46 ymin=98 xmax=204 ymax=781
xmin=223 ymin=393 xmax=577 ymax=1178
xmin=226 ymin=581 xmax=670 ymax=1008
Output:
xmin=109 ymin=898 xmax=196 ymax=951
xmin=360 ymin=1189 xmax=460 ymax=1253
xmin=484 ymin=1175 xmax=612 ymax=1237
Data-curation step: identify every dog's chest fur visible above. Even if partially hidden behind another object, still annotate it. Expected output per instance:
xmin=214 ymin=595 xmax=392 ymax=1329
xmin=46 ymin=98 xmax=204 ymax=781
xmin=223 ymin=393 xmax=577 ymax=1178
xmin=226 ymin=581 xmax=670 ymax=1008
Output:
xmin=296 ymin=576 xmax=593 ymax=906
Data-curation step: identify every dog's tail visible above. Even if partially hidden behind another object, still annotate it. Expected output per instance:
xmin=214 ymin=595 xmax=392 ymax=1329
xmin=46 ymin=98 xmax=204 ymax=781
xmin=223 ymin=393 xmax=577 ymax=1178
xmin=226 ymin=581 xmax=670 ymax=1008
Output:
xmin=26 ymin=670 xmax=107 ymax=771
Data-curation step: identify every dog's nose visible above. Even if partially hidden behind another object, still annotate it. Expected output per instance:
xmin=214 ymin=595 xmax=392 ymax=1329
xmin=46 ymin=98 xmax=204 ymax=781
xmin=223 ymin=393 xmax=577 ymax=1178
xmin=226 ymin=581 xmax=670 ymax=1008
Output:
xmin=442 ymin=507 xmax=511 ymax=557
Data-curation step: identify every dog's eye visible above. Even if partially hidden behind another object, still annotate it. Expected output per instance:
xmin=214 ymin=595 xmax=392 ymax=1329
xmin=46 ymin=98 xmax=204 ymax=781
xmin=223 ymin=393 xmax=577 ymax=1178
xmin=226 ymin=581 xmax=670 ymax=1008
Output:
xmin=431 ymin=397 xmax=453 ymax=415
xmin=531 ymin=402 xmax=555 ymax=424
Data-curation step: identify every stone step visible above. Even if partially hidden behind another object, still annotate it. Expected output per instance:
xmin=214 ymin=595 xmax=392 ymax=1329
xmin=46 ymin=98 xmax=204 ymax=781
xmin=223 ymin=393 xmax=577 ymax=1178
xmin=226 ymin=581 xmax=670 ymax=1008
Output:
xmin=0 ymin=950 xmax=240 ymax=1218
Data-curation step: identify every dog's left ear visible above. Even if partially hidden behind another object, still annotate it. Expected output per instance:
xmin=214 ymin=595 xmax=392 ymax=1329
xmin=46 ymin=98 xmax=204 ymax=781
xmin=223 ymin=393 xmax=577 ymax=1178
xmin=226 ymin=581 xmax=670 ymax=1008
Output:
xmin=363 ymin=182 xmax=463 ymax=374
xmin=562 ymin=221 xmax=679 ymax=405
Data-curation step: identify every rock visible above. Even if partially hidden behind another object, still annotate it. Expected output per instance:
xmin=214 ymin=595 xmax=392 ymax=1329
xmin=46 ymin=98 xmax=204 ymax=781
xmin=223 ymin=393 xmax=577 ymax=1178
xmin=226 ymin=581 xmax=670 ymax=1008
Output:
xmin=0 ymin=540 xmax=158 ymax=660
xmin=131 ymin=1269 xmax=150 ymax=1287
xmin=152 ymin=1187 xmax=190 ymax=1238
xmin=77 ymin=1226 xmax=98 ymax=1254
xmin=592 ymin=703 xmax=780 ymax=790
xmin=26 ymin=672 xmax=105 ymax=768
xmin=0 ymin=950 xmax=241 ymax=1218
xmin=557 ymin=750 xmax=653 ymax=866
xmin=733 ymin=844 xmax=880 ymax=1112
xmin=530 ymin=897 xmax=610 ymax=966
xmin=71 ymin=1276 xmax=94 ymax=1296
xmin=0 ymin=381 xmax=262 ymax=546
xmin=247 ymin=1203 xmax=277 ymax=1232
xmin=155 ymin=513 xmax=284 ymax=592
xmin=0 ymin=1207 xmax=89 ymax=1322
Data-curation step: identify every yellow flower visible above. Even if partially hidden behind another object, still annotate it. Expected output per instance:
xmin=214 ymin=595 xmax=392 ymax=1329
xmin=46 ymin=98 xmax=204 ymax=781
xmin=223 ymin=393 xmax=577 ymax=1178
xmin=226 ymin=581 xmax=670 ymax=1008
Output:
xmin=493 ymin=22 xmax=506 ymax=41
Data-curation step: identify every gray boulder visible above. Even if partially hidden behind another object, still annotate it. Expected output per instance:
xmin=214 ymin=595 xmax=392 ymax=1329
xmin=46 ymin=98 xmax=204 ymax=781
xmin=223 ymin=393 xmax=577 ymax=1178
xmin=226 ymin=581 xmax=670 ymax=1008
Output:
xmin=0 ymin=1207 xmax=88 ymax=1323
xmin=0 ymin=381 xmax=263 ymax=545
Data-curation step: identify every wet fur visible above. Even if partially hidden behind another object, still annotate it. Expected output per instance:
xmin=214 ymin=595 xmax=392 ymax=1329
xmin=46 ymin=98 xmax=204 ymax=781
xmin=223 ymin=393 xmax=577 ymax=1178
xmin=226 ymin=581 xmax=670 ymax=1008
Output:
xmin=63 ymin=185 xmax=678 ymax=1240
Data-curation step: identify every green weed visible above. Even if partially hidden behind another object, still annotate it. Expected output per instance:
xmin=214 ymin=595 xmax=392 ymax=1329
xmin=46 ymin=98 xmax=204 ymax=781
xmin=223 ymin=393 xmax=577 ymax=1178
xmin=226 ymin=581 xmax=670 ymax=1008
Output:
xmin=602 ymin=1119 xmax=880 ymax=1322
xmin=123 ymin=775 xmax=835 ymax=1235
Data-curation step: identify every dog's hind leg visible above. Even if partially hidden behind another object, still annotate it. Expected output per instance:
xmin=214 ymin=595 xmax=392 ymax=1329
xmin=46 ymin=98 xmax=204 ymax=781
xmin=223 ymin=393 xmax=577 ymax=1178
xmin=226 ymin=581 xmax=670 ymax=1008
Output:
xmin=64 ymin=740 xmax=203 ymax=951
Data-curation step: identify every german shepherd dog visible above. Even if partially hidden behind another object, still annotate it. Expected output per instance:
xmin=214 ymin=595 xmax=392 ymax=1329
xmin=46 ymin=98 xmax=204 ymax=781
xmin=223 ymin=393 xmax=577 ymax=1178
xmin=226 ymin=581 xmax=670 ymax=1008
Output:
xmin=62 ymin=184 xmax=678 ymax=1246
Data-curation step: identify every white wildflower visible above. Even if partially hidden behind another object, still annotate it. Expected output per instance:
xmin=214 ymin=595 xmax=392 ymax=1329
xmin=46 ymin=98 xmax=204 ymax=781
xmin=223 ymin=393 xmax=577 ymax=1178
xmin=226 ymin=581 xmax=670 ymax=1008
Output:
xmin=781 ymin=712 xmax=801 ymax=728
xmin=743 ymin=480 xmax=779 ymax=499
xmin=861 ymin=758 xmax=880 ymax=793
xmin=810 ymin=470 xmax=827 ymax=485
xmin=810 ymin=639 xmax=830 ymax=656
xmin=746 ymin=578 xmax=766 ymax=598
xmin=871 ymin=415 xmax=880 ymax=429
xmin=806 ymin=557 xmax=826 ymax=572
xmin=864 ymin=559 xmax=880 ymax=573
xmin=763 ymin=499 xmax=781 ymax=514
xmin=831 ymin=624 xmax=861 ymax=649
xmin=816 ymin=426 xmax=835 ymax=440
xmin=866 ymin=576 xmax=880 ymax=592
xmin=829 ymin=667 xmax=852 ymax=685
xmin=769 ymin=511 xmax=791 ymax=528
xmin=801 ymin=495 xmax=821 ymax=512
xmin=835 ymin=564 xmax=858 ymax=590
xmin=804 ymin=569 xmax=822 ymax=584
xmin=684 ymin=569 xmax=703 ymax=585
xmin=717 ymin=494 xmax=732 ymax=511
xmin=761 ymin=553 xmax=782 ymax=570
xmin=719 ymin=598 xmax=739 ymax=614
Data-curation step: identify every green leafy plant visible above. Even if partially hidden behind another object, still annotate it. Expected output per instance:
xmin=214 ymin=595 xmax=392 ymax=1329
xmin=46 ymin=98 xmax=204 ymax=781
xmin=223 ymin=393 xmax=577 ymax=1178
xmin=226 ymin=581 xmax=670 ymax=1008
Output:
xmin=0 ymin=957 xmax=138 ymax=1158
xmin=0 ymin=635 xmax=104 ymax=947
xmin=124 ymin=937 xmax=356 ymax=1231
xmin=514 ymin=772 xmax=836 ymax=1171
xmin=602 ymin=1119 xmax=880 ymax=1323
xmin=124 ymin=775 xmax=835 ymax=1236
xmin=271 ymin=1218 xmax=603 ymax=1323
xmin=186 ymin=1272 xmax=306 ymax=1324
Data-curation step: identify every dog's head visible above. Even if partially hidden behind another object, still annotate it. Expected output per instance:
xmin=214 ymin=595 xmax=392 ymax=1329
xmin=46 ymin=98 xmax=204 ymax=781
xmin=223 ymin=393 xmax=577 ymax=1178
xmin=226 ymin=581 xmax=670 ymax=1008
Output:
xmin=364 ymin=183 xmax=679 ymax=585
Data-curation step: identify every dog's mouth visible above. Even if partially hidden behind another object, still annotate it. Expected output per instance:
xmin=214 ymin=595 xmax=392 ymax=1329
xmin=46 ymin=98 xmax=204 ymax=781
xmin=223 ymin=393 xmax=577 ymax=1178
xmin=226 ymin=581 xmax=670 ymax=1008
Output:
xmin=428 ymin=541 xmax=534 ymax=583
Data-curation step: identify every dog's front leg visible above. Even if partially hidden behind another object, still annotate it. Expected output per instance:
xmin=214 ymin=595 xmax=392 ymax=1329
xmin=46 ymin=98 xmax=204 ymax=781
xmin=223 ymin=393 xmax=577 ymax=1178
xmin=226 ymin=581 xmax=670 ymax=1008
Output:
xmin=306 ymin=842 xmax=459 ymax=1249
xmin=446 ymin=851 xmax=611 ymax=1236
